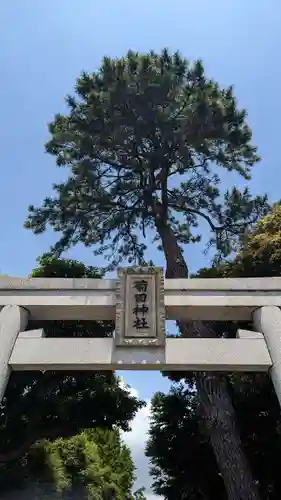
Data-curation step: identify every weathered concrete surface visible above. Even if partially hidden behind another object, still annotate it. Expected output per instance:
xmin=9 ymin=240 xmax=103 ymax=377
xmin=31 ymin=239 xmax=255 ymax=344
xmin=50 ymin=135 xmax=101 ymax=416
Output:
xmin=9 ymin=336 xmax=272 ymax=372
xmin=0 ymin=305 xmax=28 ymax=401
xmin=254 ymin=306 xmax=281 ymax=406
xmin=1 ymin=276 xmax=281 ymax=321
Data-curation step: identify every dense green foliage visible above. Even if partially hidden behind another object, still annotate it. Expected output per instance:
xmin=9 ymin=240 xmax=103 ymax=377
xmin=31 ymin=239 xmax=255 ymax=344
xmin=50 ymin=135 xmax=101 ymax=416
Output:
xmin=147 ymin=204 xmax=281 ymax=499
xmin=147 ymin=375 xmax=281 ymax=500
xmin=0 ymin=257 xmax=144 ymax=493
xmin=147 ymin=385 xmax=225 ymax=499
xmin=25 ymin=428 xmax=136 ymax=500
xmin=25 ymin=49 xmax=268 ymax=267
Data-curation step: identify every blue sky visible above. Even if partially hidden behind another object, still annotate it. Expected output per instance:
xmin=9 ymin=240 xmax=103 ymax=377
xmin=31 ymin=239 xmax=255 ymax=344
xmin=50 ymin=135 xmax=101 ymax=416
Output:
xmin=1 ymin=1 xmax=281 ymax=494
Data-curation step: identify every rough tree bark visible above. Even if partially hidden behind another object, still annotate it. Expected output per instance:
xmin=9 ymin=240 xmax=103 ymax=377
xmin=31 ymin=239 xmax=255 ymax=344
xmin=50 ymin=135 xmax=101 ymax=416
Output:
xmin=155 ymin=219 xmax=261 ymax=500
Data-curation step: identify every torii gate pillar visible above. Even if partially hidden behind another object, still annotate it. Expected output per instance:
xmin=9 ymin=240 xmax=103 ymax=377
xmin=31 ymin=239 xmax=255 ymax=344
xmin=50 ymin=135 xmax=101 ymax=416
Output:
xmin=0 ymin=305 xmax=28 ymax=402
xmin=253 ymin=306 xmax=281 ymax=406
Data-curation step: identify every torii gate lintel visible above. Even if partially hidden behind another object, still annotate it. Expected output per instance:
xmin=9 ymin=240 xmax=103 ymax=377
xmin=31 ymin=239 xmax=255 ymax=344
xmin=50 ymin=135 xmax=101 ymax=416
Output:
xmin=0 ymin=268 xmax=280 ymax=406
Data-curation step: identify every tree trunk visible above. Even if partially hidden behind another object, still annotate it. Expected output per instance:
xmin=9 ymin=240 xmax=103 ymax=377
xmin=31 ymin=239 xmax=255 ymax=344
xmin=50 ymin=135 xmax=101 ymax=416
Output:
xmin=155 ymin=220 xmax=261 ymax=500
xmin=196 ymin=373 xmax=260 ymax=500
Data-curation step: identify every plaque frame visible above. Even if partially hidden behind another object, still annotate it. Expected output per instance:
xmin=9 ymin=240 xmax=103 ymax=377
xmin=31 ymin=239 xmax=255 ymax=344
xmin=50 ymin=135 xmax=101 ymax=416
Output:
xmin=115 ymin=267 xmax=165 ymax=347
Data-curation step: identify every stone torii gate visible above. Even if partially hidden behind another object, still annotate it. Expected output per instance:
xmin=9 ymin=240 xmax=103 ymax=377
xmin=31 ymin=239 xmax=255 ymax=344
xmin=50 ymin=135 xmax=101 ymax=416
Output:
xmin=0 ymin=267 xmax=281 ymax=406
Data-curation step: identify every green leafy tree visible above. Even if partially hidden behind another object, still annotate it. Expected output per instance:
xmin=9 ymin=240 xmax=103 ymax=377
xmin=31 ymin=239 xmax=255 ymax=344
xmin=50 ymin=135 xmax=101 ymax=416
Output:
xmin=224 ymin=202 xmax=281 ymax=279
xmin=0 ymin=257 xmax=143 ymax=492
xmin=133 ymin=487 xmax=147 ymax=499
xmin=28 ymin=428 xmax=135 ymax=500
xmin=147 ymin=386 xmax=225 ymax=500
xmin=4 ymin=427 xmax=136 ymax=500
xmin=147 ymin=377 xmax=281 ymax=500
xmin=25 ymin=49 xmax=269 ymax=499
xmin=147 ymin=204 xmax=281 ymax=499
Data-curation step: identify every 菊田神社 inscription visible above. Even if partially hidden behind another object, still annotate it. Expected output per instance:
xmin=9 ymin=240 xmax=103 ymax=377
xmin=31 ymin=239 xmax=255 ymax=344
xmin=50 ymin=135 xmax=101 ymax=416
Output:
xmin=132 ymin=278 xmax=150 ymax=331
xmin=115 ymin=267 xmax=165 ymax=347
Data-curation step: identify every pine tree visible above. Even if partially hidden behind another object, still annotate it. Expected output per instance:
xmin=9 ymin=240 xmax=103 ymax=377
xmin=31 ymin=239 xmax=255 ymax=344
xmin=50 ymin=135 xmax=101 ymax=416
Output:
xmin=25 ymin=49 xmax=269 ymax=499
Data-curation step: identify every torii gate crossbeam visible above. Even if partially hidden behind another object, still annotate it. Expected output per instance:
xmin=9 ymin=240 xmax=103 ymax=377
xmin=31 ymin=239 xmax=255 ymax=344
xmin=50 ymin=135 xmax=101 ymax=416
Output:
xmin=0 ymin=272 xmax=281 ymax=406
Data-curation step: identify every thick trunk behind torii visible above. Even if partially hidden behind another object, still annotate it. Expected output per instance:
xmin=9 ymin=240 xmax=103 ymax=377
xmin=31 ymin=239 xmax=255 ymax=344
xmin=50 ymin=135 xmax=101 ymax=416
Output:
xmin=156 ymin=220 xmax=261 ymax=500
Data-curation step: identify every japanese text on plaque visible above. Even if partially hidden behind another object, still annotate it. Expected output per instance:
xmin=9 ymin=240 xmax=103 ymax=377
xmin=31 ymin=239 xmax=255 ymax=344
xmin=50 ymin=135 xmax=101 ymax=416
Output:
xmin=132 ymin=279 xmax=149 ymax=330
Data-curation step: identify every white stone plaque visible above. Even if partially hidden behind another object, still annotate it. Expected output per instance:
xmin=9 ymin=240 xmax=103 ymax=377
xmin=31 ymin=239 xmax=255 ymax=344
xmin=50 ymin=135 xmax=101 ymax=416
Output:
xmin=115 ymin=267 xmax=165 ymax=347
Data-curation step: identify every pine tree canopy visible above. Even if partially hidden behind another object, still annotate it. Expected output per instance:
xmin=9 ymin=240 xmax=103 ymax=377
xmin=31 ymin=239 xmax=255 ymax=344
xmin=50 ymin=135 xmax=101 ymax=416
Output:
xmin=25 ymin=49 xmax=268 ymax=268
